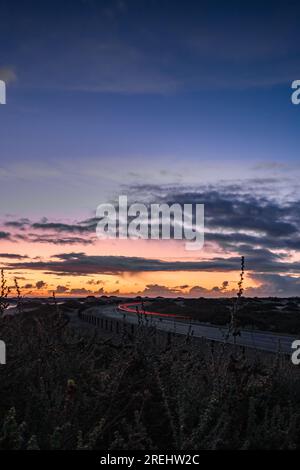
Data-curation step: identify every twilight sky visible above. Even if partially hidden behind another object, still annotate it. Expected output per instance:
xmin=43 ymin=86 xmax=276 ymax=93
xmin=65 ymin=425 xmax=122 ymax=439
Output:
xmin=0 ymin=0 xmax=300 ymax=297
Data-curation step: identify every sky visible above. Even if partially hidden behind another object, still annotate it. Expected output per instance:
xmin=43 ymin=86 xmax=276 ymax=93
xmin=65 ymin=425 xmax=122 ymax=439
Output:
xmin=0 ymin=0 xmax=300 ymax=297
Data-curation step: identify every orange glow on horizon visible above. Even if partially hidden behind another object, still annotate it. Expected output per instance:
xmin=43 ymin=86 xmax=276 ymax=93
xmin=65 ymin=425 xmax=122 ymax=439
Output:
xmin=0 ymin=231 xmax=259 ymax=298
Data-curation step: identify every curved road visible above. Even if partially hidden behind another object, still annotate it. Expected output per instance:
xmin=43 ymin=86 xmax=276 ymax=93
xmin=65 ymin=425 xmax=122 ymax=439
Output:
xmin=90 ymin=302 xmax=296 ymax=354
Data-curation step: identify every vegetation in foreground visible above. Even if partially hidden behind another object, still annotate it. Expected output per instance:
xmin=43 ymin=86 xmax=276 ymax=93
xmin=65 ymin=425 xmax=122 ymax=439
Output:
xmin=0 ymin=302 xmax=300 ymax=450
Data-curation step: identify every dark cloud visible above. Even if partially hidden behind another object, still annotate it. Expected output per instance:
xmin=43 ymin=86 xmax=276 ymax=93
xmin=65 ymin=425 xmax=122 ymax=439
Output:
xmin=188 ymin=285 xmax=214 ymax=296
xmin=5 ymin=249 xmax=300 ymax=277
xmin=24 ymin=234 xmax=94 ymax=245
xmin=221 ymin=281 xmax=229 ymax=290
xmin=6 ymin=180 xmax=300 ymax=253
xmin=127 ymin=182 xmax=300 ymax=250
xmin=55 ymin=285 xmax=69 ymax=293
xmin=5 ymin=252 xmax=241 ymax=275
xmin=247 ymin=273 xmax=300 ymax=297
xmin=162 ymin=189 xmax=297 ymax=238
xmin=69 ymin=288 xmax=92 ymax=295
xmin=139 ymin=284 xmax=182 ymax=297
xmin=24 ymin=283 xmax=33 ymax=289
xmin=130 ymin=282 xmax=236 ymax=298
xmin=87 ymin=279 xmax=104 ymax=285
xmin=31 ymin=222 xmax=94 ymax=234
xmin=0 ymin=231 xmax=11 ymax=240
xmin=4 ymin=219 xmax=30 ymax=228
xmin=4 ymin=218 xmax=95 ymax=245
xmin=0 ymin=253 xmax=28 ymax=259
xmin=36 ymin=280 xmax=47 ymax=289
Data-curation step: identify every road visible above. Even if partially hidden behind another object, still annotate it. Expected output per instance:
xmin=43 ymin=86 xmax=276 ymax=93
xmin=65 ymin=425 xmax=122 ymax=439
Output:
xmin=89 ymin=303 xmax=297 ymax=354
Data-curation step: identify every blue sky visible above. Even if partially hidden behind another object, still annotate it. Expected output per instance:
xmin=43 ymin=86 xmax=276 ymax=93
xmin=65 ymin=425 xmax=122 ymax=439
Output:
xmin=1 ymin=0 xmax=300 ymax=177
